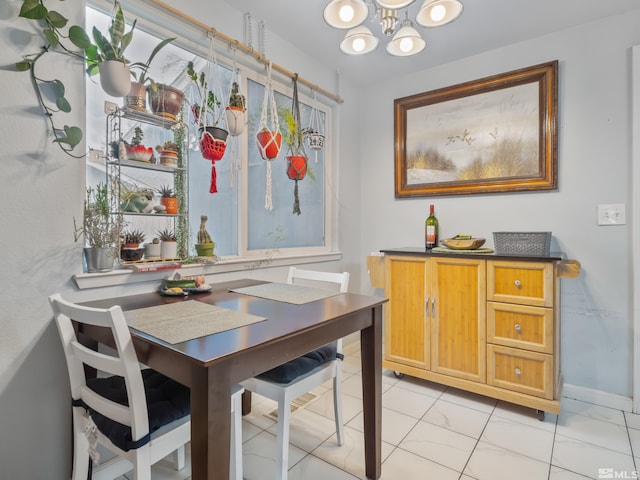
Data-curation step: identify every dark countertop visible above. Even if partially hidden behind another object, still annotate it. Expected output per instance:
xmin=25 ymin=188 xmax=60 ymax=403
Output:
xmin=379 ymin=246 xmax=565 ymax=262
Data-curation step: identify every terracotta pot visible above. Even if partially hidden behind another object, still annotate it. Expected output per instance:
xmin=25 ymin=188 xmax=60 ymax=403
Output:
xmin=161 ymin=197 xmax=178 ymax=214
xmin=124 ymin=81 xmax=147 ymax=111
xmin=157 ymin=150 xmax=178 ymax=167
xmin=98 ymin=60 xmax=131 ymax=97
xmin=149 ymin=84 xmax=184 ymax=120
xmin=225 ymin=107 xmax=247 ymax=136
xmin=256 ymin=131 xmax=282 ymax=160
xmin=287 ymin=155 xmax=308 ymax=180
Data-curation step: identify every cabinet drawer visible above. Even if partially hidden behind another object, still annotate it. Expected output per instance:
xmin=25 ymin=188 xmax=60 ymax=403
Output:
xmin=487 ymin=302 xmax=553 ymax=353
xmin=487 ymin=345 xmax=553 ymax=399
xmin=487 ymin=261 xmax=554 ymax=307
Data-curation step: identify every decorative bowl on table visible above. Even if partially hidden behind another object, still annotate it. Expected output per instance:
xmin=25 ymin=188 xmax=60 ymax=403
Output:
xmin=164 ymin=278 xmax=197 ymax=289
xmin=440 ymin=236 xmax=486 ymax=250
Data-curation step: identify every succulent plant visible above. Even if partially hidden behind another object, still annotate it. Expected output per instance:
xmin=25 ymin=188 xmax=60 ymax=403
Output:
xmin=158 ymin=185 xmax=175 ymax=198
xmin=157 ymin=228 xmax=176 ymax=241
xmin=227 ymin=81 xmax=246 ymax=111
xmin=122 ymin=229 xmax=146 ymax=245
xmin=197 ymin=215 xmax=213 ymax=244
xmin=130 ymin=127 xmax=144 ymax=146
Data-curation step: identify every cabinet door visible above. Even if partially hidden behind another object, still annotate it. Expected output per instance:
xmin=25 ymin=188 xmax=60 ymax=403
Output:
xmin=430 ymin=257 xmax=486 ymax=382
xmin=384 ymin=255 xmax=429 ymax=369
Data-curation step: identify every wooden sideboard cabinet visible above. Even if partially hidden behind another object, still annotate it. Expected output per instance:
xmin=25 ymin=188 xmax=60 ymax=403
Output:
xmin=372 ymin=248 xmax=579 ymax=418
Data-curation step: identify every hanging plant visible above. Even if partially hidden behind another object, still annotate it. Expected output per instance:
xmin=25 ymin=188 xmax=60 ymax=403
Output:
xmin=285 ymin=74 xmax=308 ymax=216
xmin=303 ymin=91 xmax=326 ymax=162
xmin=256 ymin=62 xmax=282 ymax=210
xmin=187 ymin=51 xmax=228 ymax=193
xmin=14 ymin=0 xmax=166 ymax=157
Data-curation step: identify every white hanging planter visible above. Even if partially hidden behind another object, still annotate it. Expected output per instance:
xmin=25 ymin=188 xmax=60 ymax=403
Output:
xmin=225 ymin=107 xmax=247 ymax=136
xmin=98 ymin=60 xmax=131 ymax=97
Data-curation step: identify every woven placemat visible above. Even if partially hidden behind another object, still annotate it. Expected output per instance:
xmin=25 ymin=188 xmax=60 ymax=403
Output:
xmin=432 ymin=246 xmax=494 ymax=254
xmin=125 ymin=300 xmax=266 ymax=344
xmin=230 ymin=282 xmax=340 ymax=305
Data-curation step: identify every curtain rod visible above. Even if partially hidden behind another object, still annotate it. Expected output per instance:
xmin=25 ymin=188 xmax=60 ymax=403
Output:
xmin=147 ymin=0 xmax=344 ymax=104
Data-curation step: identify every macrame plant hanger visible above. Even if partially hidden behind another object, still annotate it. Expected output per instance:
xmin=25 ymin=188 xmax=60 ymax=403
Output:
xmin=256 ymin=61 xmax=282 ymax=211
xmin=287 ymin=74 xmax=308 ymax=216
xmin=225 ymin=52 xmax=246 ymax=188
xmin=198 ymin=34 xmax=228 ymax=194
xmin=305 ymin=90 xmax=325 ymax=163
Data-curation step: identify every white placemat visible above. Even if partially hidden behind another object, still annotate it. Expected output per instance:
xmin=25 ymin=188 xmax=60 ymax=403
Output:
xmin=125 ymin=300 xmax=266 ymax=344
xmin=230 ymin=282 xmax=340 ymax=305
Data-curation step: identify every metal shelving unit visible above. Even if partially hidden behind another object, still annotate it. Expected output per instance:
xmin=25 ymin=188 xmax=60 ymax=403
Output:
xmin=104 ymin=102 xmax=189 ymax=263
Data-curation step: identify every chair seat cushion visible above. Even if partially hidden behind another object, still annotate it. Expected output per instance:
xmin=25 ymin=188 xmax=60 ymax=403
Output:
xmin=257 ymin=344 xmax=340 ymax=384
xmin=84 ymin=369 xmax=190 ymax=451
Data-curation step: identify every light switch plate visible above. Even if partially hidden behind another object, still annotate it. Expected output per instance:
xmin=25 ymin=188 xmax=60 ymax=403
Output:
xmin=597 ymin=204 xmax=626 ymax=225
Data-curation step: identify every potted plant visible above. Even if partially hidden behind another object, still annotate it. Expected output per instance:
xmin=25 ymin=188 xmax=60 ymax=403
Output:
xmin=284 ymin=77 xmax=308 ymax=215
xmin=195 ymin=215 xmax=215 ymax=257
xmin=122 ymin=127 xmax=153 ymax=162
xmin=158 ymin=184 xmax=178 ymax=214
xmin=225 ymin=81 xmax=247 ymax=136
xmin=149 ymin=84 xmax=184 ymax=120
xmin=156 ymin=141 xmax=179 ymax=167
xmin=125 ymin=36 xmax=175 ymax=111
xmin=143 ymin=237 xmax=161 ymax=259
xmin=157 ymin=228 xmax=177 ymax=259
xmin=85 ymin=3 xmax=136 ymax=97
xmin=120 ymin=184 xmax=154 ymax=213
xmin=283 ymin=109 xmax=308 ymax=181
xmin=187 ymin=61 xmax=228 ymax=148
xmin=120 ymin=229 xmax=145 ymax=261
xmin=73 ymin=183 xmax=122 ymax=272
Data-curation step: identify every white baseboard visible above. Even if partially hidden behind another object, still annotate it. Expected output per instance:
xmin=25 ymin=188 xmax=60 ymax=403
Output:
xmin=562 ymin=383 xmax=633 ymax=412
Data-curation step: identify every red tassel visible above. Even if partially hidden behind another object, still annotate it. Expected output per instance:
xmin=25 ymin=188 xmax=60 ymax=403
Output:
xmin=210 ymin=163 xmax=217 ymax=193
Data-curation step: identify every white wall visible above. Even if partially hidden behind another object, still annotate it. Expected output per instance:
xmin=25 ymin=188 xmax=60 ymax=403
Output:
xmin=2 ymin=0 xmax=639 ymax=476
xmin=0 ymin=1 xmax=360 ymax=477
xmin=359 ymin=10 xmax=640 ymax=403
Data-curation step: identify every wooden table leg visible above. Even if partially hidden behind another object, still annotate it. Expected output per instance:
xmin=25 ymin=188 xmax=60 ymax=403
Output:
xmin=242 ymin=390 xmax=252 ymax=415
xmin=360 ymin=305 xmax=383 ymax=480
xmin=190 ymin=365 xmax=231 ymax=480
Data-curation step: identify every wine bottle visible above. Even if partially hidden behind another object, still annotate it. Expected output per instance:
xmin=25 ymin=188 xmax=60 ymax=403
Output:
xmin=425 ymin=204 xmax=439 ymax=249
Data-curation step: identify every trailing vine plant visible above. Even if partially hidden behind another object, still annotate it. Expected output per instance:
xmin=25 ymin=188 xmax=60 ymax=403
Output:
xmin=14 ymin=0 xmax=135 ymax=158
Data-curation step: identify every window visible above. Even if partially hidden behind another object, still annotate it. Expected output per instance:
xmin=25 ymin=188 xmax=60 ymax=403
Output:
xmin=85 ymin=5 xmax=334 ymax=268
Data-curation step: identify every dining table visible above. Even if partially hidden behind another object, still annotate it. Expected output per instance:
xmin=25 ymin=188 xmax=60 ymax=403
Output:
xmin=79 ymin=278 xmax=386 ymax=480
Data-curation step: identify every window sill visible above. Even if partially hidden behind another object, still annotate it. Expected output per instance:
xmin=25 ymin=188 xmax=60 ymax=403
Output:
xmin=73 ymin=251 xmax=343 ymax=290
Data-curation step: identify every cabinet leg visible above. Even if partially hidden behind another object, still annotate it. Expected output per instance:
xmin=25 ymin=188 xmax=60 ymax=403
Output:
xmin=536 ymin=410 xmax=545 ymax=421
xmin=393 ymin=371 xmax=405 ymax=379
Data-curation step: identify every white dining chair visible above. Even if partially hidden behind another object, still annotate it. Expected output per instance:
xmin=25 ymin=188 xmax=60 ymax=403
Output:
xmin=240 ymin=267 xmax=350 ymax=480
xmin=49 ymin=293 xmax=243 ymax=480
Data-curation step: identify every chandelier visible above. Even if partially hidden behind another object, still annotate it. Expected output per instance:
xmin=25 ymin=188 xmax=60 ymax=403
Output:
xmin=324 ymin=0 xmax=463 ymax=56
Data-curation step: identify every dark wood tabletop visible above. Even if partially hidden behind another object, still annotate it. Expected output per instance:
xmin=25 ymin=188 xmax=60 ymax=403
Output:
xmin=80 ymin=278 xmax=387 ymax=480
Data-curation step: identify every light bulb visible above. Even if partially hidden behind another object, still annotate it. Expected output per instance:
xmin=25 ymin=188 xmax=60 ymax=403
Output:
xmin=400 ymin=37 xmax=414 ymax=53
xmin=430 ymin=4 xmax=446 ymax=22
xmin=339 ymin=5 xmax=355 ymax=22
xmin=352 ymin=38 xmax=366 ymax=52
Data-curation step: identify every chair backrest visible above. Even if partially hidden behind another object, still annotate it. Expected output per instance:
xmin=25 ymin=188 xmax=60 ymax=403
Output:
xmin=49 ymin=293 xmax=150 ymax=442
xmin=287 ymin=267 xmax=350 ymax=293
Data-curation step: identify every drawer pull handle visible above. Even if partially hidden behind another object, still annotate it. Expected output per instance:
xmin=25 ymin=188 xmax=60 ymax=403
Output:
xmin=425 ymin=297 xmax=429 ymax=315
xmin=515 ymin=368 xmax=522 ymax=375
xmin=514 ymin=323 xmax=522 ymax=332
xmin=514 ymin=280 xmax=522 ymax=287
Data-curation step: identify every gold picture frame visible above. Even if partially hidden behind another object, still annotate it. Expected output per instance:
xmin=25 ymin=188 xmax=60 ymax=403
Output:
xmin=394 ymin=60 xmax=558 ymax=197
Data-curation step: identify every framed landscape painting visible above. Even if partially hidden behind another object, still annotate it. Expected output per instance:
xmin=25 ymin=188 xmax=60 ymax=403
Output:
xmin=394 ymin=60 xmax=558 ymax=197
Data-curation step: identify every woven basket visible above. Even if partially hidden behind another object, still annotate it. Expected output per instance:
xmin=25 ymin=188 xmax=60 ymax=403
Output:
xmin=493 ymin=232 xmax=551 ymax=256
